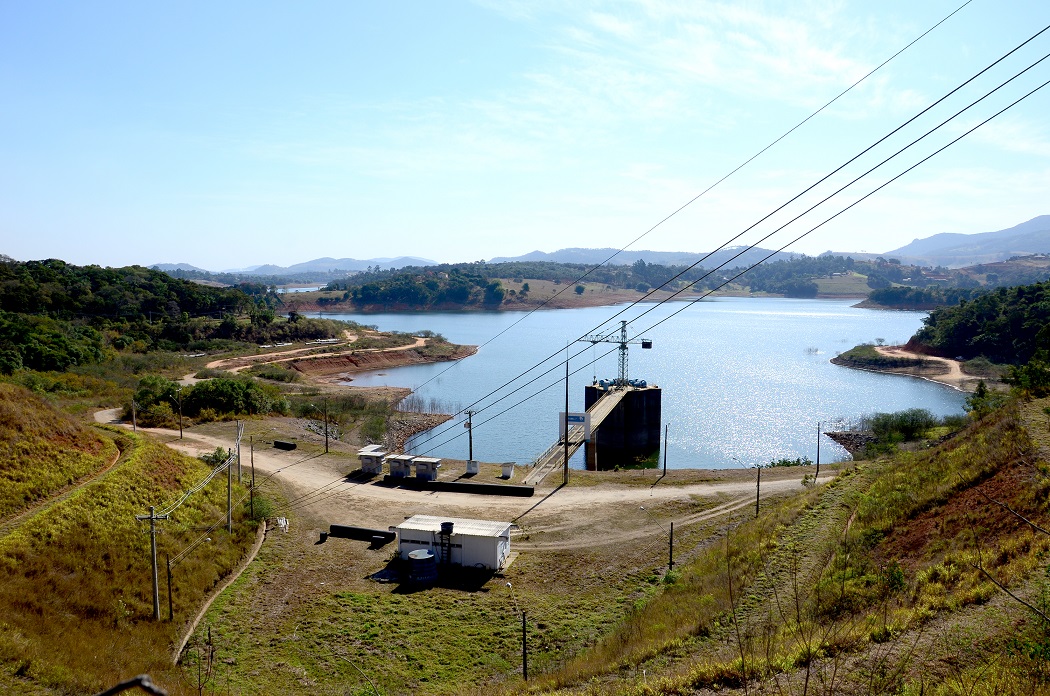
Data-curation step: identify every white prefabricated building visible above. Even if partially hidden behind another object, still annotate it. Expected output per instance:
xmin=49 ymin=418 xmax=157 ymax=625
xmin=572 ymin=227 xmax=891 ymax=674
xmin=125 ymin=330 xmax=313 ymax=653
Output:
xmin=393 ymin=515 xmax=512 ymax=570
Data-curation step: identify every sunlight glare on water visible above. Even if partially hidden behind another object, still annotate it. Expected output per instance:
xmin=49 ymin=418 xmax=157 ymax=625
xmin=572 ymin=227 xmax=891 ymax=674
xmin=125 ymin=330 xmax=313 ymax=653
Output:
xmin=319 ymin=297 xmax=966 ymax=469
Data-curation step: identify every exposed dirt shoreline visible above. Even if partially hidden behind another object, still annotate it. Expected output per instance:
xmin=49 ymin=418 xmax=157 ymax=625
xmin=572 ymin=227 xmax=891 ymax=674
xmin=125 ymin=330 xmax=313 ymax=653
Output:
xmin=831 ymin=345 xmax=986 ymax=392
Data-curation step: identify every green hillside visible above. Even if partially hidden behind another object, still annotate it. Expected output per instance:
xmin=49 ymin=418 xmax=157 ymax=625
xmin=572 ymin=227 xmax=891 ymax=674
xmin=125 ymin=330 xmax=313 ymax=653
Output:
xmin=0 ymin=391 xmax=259 ymax=695
xmin=0 ymin=383 xmax=118 ymax=520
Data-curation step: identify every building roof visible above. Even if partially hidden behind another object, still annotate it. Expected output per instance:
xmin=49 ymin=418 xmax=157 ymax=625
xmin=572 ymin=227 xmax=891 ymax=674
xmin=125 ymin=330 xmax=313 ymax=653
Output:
xmin=395 ymin=515 xmax=512 ymax=538
xmin=413 ymin=456 xmax=441 ymax=465
xmin=386 ymin=454 xmax=415 ymax=463
xmin=358 ymin=444 xmax=384 ymax=455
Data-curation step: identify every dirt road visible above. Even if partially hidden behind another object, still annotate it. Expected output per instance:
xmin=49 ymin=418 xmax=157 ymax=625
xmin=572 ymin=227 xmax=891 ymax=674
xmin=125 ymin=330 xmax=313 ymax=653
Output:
xmin=94 ymin=409 xmax=827 ymax=544
xmin=875 ymin=345 xmax=983 ymax=391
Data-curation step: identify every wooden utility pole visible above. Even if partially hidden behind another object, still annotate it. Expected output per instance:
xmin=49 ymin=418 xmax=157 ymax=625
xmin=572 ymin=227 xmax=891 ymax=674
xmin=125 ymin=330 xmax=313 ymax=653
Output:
xmin=250 ymin=437 xmax=255 ymax=520
xmin=175 ymin=388 xmax=183 ymax=439
xmin=815 ymin=421 xmax=821 ymax=482
xmin=663 ymin=423 xmax=669 ymax=476
xmin=226 ymin=448 xmax=233 ymax=534
xmin=135 ymin=506 xmax=168 ymax=621
xmin=131 ymin=400 xmax=137 ymax=432
xmin=669 ymin=521 xmax=674 ymax=570
xmin=563 ymin=357 xmax=569 ymax=486
xmin=323 ymin=398 xmax=329 ymax=454
xmin=755 ymin=466 xmax=761 ymax=518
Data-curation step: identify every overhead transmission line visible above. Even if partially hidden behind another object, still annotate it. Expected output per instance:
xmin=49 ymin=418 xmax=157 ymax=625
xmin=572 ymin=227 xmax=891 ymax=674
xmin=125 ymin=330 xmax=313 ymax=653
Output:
xmin=394 ymin=0 xmax=976 ymax=400
xmin=281 ymin=61 xmax=1050 ymax=513
xmin=405 ymin=27 xmax=1050 ymax=457
xmin=404 ymin=23 xmax=1050 ymax=456
xmin=275 ymin=18 xmax=1050 ymax=511
xmin=168 ymin=449 xmax=325 ymax=567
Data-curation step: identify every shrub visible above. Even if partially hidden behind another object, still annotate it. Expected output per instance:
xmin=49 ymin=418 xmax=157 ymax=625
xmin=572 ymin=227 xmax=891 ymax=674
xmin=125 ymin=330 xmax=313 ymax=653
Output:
xmin=138 ymin=401 xmax=177 ymax=428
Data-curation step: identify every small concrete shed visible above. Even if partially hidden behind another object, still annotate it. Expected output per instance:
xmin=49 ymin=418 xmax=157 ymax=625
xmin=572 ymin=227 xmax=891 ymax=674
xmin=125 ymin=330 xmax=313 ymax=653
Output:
xmin=357 ymin=444 xmax=386 ymax=475
xmin=386 ymin=454 xmax=414 ymax=478
xmin=412 ymin=456 xmax=441 ymax=481
xmin=393 ymin=515 xmax=512 ymax=571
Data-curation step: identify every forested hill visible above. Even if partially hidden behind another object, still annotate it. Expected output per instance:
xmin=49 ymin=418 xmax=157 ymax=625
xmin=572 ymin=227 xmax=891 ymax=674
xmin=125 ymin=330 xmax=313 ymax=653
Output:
xmin=911 ymin=280 xmax=1050 ymax=364
xmin=0 ymin=257 xmax=250 ymax=319
xmin=323 ymin=255 xmax=880 ymax=308
xmin=0 ymin=256 xmax=339 ymax=374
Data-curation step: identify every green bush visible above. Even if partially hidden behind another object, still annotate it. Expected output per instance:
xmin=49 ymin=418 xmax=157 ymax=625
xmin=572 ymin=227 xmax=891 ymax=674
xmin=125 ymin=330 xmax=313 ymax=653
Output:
xmin=183 ymin=377 xmax=288 ymax=417
xmin=864 ymin=408 xmax=938 ymax=441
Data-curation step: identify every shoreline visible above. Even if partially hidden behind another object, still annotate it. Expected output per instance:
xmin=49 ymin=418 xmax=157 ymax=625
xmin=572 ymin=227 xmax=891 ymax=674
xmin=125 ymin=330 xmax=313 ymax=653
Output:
xmin=831 ymin=345 xmax=991 ymax=393
xmin=285 ymin=291 xmax=870 ymax=315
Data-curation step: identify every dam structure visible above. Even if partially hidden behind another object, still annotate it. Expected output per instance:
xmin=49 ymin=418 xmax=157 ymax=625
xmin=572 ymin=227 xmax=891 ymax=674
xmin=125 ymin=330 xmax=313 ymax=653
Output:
xmin=525 ymin=321 xmax=663 ymax=482
xmin=583 ymin=379 xmax=662 ymax=469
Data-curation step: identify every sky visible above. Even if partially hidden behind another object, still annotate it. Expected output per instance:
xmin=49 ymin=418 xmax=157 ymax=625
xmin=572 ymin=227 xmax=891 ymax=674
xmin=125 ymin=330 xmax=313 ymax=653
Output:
xmin=2 ymin=1 xmax=1050 ymax=270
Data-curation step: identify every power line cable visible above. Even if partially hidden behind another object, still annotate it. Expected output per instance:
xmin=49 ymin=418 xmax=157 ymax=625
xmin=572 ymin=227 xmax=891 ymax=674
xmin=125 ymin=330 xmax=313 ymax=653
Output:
xmin=383 ymin=0 xmax=978 ymax=398
xmin=407 ymin=44 xmax=1050 ymax=457
xmin=272 ymin=21 xmax=1050 ymax=508
xmin=403 ymin=24 xmax=1050 ymax=455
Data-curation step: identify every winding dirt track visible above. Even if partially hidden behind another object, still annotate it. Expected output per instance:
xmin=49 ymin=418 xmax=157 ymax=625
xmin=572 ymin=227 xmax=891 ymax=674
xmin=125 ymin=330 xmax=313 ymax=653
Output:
xmin=202 ymin=334 xmax=428 ymax=375
xmin=0 ymin=439 xmax=123 ymax=538
xmin=874 ymin=345 xmax=983 ymax=392
xmin=93 ymin=409 xmax=826 ymax=537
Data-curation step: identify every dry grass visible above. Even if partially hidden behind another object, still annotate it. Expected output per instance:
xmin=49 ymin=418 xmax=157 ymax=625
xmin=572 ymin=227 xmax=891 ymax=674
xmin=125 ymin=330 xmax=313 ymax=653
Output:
xmin=0 ymin=416 xmax=257 ymax=695
xmin=0 ymin=382 xmax=117 ymax=520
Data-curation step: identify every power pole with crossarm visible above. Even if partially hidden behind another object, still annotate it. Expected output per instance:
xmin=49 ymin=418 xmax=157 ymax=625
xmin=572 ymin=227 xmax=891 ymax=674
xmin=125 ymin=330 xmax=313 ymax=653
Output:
xmin=135 ymin=505 xmax=169 ymax=621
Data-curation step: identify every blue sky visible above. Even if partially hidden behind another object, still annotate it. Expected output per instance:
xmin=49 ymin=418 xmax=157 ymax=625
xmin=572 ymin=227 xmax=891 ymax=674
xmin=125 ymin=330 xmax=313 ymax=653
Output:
xmin=2 ymin=1 xmax=1049 ymax=270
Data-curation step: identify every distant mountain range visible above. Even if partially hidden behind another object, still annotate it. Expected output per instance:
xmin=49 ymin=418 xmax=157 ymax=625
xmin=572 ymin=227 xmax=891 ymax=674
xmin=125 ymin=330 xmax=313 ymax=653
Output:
xmin=883 ymin=215 xmax=1050 ymax=268
xmin=152 ymin=215 xmax=1049 ymax=278
xmin=152 ymin=256 xmax=436 ymax=276
xmin=488 ymin=246 xmax=800 ymax=268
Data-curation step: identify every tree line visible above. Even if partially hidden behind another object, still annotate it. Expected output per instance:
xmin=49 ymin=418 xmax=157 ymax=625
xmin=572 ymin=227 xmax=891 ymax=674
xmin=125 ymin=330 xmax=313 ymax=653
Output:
xmin=0 ymin=256 xmax=342 ymax=374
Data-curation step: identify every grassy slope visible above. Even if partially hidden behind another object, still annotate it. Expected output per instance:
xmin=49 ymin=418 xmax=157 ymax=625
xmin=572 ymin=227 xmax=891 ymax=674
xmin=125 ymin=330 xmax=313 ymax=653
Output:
xmin=0 ymin=383 xmax=117 ymax=520
xmin=500 ymin=401 xmax=1050 ymax=695
xmin=0 ymin=403 xmax=257 ymax=695
xmin=180 ymin=511 xmax=672 ymax=695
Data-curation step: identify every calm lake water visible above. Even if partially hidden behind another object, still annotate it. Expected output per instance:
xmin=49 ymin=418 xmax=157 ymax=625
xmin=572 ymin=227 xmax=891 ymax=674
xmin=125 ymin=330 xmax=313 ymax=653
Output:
xmin=316 ymin=298 xmax=967 ymax=469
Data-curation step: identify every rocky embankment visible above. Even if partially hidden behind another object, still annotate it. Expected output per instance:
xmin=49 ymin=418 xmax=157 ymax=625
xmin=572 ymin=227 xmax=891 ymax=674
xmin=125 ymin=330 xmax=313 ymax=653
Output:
xmin=385 ymin=413 xmax=453 ymax=453
xmin=824 ymin=431 xmax=876 ymax=456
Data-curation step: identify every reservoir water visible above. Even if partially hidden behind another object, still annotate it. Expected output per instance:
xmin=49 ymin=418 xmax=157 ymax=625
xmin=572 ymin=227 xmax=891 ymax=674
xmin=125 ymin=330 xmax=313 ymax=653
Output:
xmin=317 ymin=297 xmax=967 ymax=469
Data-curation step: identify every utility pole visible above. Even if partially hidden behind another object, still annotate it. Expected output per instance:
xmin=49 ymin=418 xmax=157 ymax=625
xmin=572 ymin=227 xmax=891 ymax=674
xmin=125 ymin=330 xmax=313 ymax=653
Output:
xmin=466 ymin=410 xmax=475 ymax=462
xmin=669 ymin=521 xmax=674 ymax=570
xmin=755 ymin=465 xmax=761 ymax=518
xmin=226 ymin=448 xmax=233 ymax=534
xmin=563 ymin=355 xmax=569 ymax=486
xmin=663 ymin=424 xmax=669 ymax=476
xmin=250 ymin=437 xmax=255 ymax=520
xmin=175 ymin=387 xmax=183 ymax=439
xmin=236 ymin=420 xmax=242 ymax=483
xmin=131 ymin=400 xmax=137 ymax=433
xmin=815 ymin=421 xmax=821 ymax=483
xmin=135 ymin=506 xmax=168 ymax=621
xmin=323 ymin=397 xmax=329 ymax=454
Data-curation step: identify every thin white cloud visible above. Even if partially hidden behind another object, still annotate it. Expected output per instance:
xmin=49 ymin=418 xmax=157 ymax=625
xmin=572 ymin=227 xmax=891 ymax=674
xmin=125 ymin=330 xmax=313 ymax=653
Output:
xmin=968 ymin=115 xmax=1050 ymax=158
